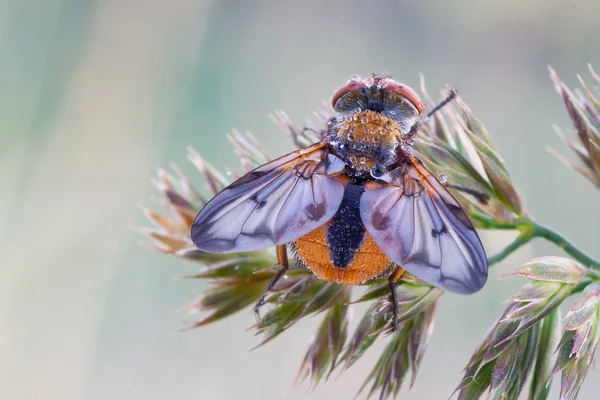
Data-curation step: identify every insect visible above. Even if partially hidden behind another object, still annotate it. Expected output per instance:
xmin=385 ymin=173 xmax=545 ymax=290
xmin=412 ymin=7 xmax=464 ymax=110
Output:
xmin=191 ymin=74 xmax=488 ymax=328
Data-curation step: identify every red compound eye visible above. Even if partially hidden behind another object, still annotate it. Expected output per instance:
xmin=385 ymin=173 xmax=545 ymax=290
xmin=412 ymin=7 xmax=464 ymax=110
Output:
xmin=377 ymin=78 xmax=424 ymax=115
xmin=331 ymin=75 xmax=424 ymax=115
xmin=331 ymin=77 xmax=366 ymax=108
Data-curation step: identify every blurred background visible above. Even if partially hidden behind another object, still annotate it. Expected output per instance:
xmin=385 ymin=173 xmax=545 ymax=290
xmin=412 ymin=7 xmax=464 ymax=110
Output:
xmin=2 ymin=0 xmax=600 ymax=399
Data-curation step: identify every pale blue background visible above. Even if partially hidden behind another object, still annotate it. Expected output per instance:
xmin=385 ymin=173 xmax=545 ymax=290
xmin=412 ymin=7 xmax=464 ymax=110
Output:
xmin=2 ymin=1 xmax=600 ymax=399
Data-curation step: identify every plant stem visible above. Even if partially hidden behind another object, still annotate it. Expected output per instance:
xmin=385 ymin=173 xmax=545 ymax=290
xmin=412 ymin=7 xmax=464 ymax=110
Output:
xmin=488 ymin=233 xmax=532 ymax=266
xmin=471 ymin=212 xmax=523 ymax=230
xmin=530 ymin=221 xmax=600 ymax=269
xmin=529 ymin=306 xmax=560 ymax=400
xmin=570 ymin=279 xmax=595 ymax=295
xmin=474 ymin=213 xmax=600 ymax=269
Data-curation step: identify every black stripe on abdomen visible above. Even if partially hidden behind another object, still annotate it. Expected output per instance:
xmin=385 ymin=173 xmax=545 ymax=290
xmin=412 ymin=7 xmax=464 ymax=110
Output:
xmin=327 ymin=182 xmax=366 ymax=268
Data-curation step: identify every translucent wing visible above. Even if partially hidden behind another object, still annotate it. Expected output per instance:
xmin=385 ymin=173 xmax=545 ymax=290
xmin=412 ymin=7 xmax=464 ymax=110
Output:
xmin=360 ymin=156 xmax=487 ymax=294
xmin=192 ymin=142 xmax=346 ymax=253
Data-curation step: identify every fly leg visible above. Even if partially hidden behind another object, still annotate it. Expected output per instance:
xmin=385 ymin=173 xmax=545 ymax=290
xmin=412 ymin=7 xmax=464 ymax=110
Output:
xmin=253 ymin=244 xmax=289 ymax=317
xmin=287 ymin=126 xmax=326 ymax=148
xmin=307 ymin=116 xmax=338 ymax=139
xmin=388 ymin=266 xmax=407 ymax=332
xmin=408 ymin=89 xmax=458 ymax=136
xmin=445 ymin=183 xmax=490 ymax=204
xmin=305 ymin=126 xmax=327 ymax=138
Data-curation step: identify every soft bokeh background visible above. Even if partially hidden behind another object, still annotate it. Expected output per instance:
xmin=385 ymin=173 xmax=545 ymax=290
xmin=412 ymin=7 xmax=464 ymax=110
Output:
xmin=2 ymin=1 xmax=600 ymax=399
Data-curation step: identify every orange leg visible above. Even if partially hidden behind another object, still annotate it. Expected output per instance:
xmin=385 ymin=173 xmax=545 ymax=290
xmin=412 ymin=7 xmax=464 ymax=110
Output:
xmin=388 ymin=266 xmax=406 ymax=332
xmin=254 ymin=245 xmax=289 ymax=315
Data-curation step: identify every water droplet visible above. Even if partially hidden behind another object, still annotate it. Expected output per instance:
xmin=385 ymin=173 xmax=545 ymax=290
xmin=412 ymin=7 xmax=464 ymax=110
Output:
xmin=371 ymin=165 xmax=386 ymax=178
xmin=353 ymin=114 xmax=359 ymax=121
xmin=438 ymin=173 xmax=448 ymax=185
xmin=365 ymin=109 xmax=371 ymax=114
xmin=348 ymin=74 xmax=361 ymax=83
xmin=348 ymin=132 xmax=355 ymax=140
xmin=377 ymin=78 xmax=388 ymax=88
xmin=361 ymin=117 xmax=368 ymax=124
xmin=359 ymin=156 xmax=366 ymax=164
xmin=325 ymin=135 xmax=337 ymax=144
xmin=349 ymin=155 xmax=357 ymax=163
xmin=345 ymin=115 xmax=353 ymax=122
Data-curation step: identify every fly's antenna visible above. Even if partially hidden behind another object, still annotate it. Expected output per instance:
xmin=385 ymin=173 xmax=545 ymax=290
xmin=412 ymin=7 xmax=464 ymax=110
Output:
xmin=408 ymin=89 xmax=457 ymax=136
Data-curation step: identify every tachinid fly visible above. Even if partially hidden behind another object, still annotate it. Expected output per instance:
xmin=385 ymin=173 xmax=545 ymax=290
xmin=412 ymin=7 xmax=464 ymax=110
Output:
xmin=191 ymin=74 xmax=488 ymax=328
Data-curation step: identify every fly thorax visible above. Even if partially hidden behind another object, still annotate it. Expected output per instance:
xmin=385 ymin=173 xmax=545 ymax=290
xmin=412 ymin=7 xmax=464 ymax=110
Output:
xmin=333 ymin=110 xmax=402 ymax=177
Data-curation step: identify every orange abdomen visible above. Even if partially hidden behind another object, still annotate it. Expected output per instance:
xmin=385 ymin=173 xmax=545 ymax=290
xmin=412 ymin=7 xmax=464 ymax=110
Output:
xmin=294 ymin=224 xmax=391 ymax=284
xmin=293 ymin=179 xmax=392 ymax=285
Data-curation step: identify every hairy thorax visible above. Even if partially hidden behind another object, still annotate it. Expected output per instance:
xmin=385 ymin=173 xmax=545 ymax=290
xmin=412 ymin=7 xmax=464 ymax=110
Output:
xmin=331 ymin=110 xmax=408 ymax=177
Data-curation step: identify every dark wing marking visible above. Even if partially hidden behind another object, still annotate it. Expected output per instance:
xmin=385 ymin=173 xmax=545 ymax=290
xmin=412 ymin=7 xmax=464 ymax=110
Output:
xmin=191 ymin=142 xmax=346 ymax=253
xmin=360 ymin=156 xmax=487 ymax=294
